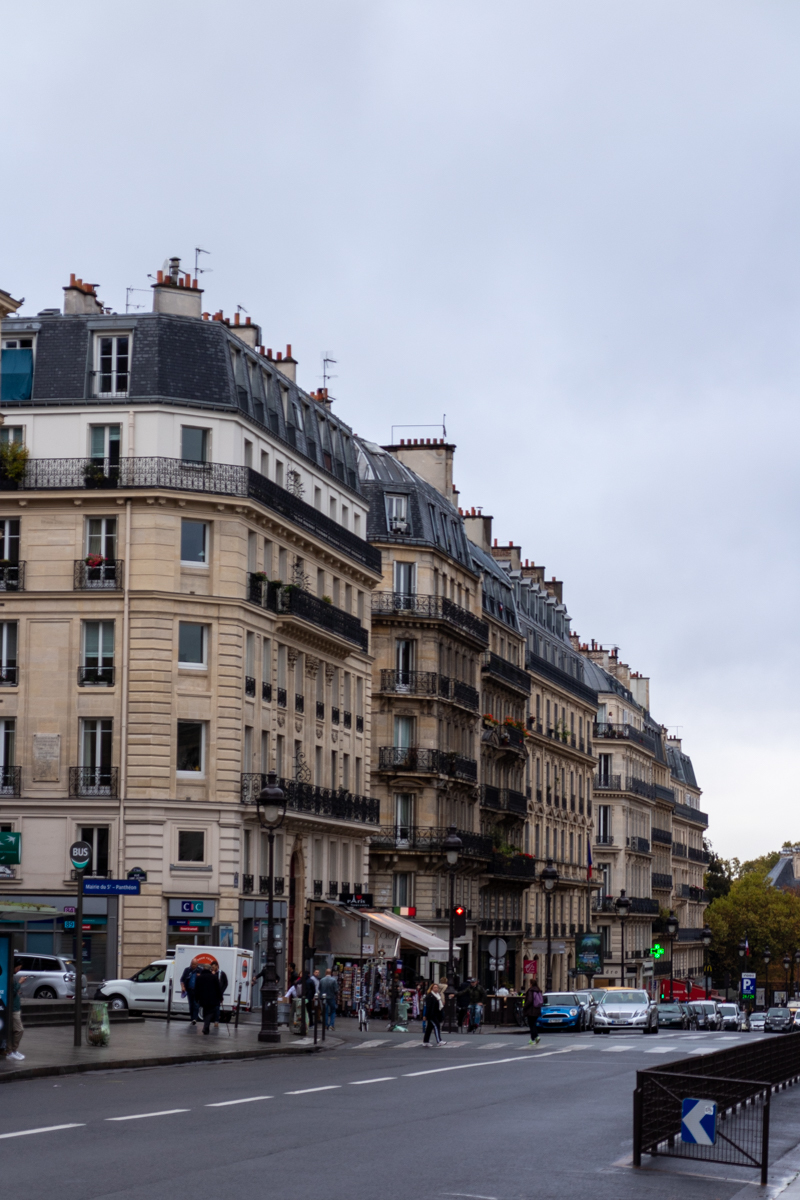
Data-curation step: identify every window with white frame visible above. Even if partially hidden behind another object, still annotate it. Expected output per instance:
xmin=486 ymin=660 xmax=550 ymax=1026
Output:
xmin=80 ymin=826 xmax=109 ymax=876
xmin=86 ymin=516 xmax=117 ymax=560
xmin=94 ymin=335 xmax=131 ymax=397
xmin=0 ymin=719 xmax=15 ymax=790
xmin=386 ymin=494 xmax=408 ymax=532
xmin=81 ymin=620 xmax=114 ymax=685
xmin=181 ymin=519 xmax=208 ymax=565
xmin=392 ymin=872 xmax=413 ymax=907
xmin=90 ymin=424 xmax=121 ymax=465
xmin=0 ymin=622 xmax=17 ymax=686
xmin=177 ymin=721 xmax=205 ymax=775
xmin=178 ymin=622 xmax=207 ymax=668
xmin=80 ymin=718 xmax=113 ymax=791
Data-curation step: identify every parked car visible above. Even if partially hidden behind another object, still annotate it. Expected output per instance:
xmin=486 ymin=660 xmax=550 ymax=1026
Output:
xmin=14 ymin=952 xmax=88 ymax=1000
xmin=656 ymin=1002 xmax=690 ymax=1029
xmin=538 ymin=992 xmax=586 ymax=1031
xmin=573 ymin=990 xmax=599 ymax=1029
xmin=688 ymin=1001 xmax=722 ymax=1030
xmin=593 ymin=988 xmax=659 ymax=1034
xmin=717 ymin=1003 xmax=746 ymax=1031
xmin=748 ymin=1011 xmax=766 ymax=1032
xmin=792 ymin=1010 xmax=800 ymax=1032
xmin=764 ymin=1007 xmax=794 ymax=1033
xmin=95 ymin=946 xmax=254 ymax=1016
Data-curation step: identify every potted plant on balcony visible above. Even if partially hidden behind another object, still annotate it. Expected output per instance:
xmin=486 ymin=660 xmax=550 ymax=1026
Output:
xmin=0 ymin=442 xmax=29 ymax=490
xmin=85 ymin=554 xmax=106 ymax=568
xmin=83 ymin=460 xmax=115 ymax=489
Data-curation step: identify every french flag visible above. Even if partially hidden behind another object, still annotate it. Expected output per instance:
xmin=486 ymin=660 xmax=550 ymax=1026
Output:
xmin=586 ymin=838 xmax=593 ymax=880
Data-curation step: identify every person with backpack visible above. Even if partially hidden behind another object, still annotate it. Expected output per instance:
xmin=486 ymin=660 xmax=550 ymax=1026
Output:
xmin=523 ymin=979 xmax=544 ymax=1045
xmin=180 ymin=958 xmax=201 ymax=1026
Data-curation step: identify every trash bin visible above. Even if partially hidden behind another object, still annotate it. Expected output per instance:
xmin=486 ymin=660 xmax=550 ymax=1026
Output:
xmin=291 ymin=997 xmax=304 ymax=1034
xmin=87 ymin=1001 xmax=110 ymax=1046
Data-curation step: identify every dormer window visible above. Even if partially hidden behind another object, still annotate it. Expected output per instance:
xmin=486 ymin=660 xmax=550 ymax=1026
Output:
xmin=94 ymin=335 xmax=131 ymax=397
xmin=386 ymin=495 xmax=409 ymax=534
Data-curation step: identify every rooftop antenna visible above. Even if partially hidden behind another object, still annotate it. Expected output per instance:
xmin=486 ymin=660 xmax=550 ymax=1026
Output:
xmin=125 ymin=287 xmax=149 ymax=314
xmin=390 ymin=418 xmax=447 ymax=443
xmin=236 ymin=304 xmax=248 ymax=317
xmin=195 ymin=247 xmax=211 ymax=278
xmin=322 ymin=352 xmax=337 ymax=388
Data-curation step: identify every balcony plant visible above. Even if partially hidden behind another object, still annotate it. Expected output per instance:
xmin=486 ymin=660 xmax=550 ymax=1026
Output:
xmin=85 ymin=554 xmax=106 ymax=568
xmin=83 ymin=460 xmax=118 ymax=489
xmin=0 ymin=441 xmax=29 ymax=488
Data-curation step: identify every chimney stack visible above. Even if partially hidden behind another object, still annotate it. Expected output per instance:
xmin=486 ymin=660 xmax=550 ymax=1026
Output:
xmin=273 ymin=343 xmax=297 ymax=383
xmin=151 ymin=256 xmax=204 ymax=318
xmin=63 ymin=274 xmax=104 ymax=315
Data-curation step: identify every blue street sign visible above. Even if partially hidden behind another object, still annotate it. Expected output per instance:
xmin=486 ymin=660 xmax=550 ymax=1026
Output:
xmin=681 ymin=1098 xmax=717 ymax=1145
xmin=741 ymin=972 xmax=757 ymax=999
xmin=82 ymin=879 xmax=141 ymax=896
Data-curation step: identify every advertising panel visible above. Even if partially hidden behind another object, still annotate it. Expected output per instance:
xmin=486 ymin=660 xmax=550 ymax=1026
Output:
xmin=575 ymin=931 xmax=603 ymax=975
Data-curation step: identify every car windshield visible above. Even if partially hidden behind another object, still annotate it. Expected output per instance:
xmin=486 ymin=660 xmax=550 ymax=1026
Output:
xmin=768 ymin=1008 xmax=790 ymax=1016
xmin=590 ymin=989 xmax=607 ymax=1002
xmin=691 ymin=1003 xmax=714 ymax=1012
xmin=602 ymin=991 xmax=648 ymax=1005
xmin=543 ymin=994 xmax=577 ymax=1006
xmin=657 ymin=1004 xmax=681 ymax=1012
xmin=718 ymin=1005 xmax=737 ymax=1014
xmin=574 ymin=992 xmax=594 ymax=1003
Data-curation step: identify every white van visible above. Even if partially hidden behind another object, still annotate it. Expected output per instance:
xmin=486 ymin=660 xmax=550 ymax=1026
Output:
xmin=96 ymin=945 xmax=253 ymax=1016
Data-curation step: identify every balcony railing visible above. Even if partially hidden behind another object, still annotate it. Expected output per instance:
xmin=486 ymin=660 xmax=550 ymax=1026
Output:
xmin=482 ymin=652 xmax=531 ymax=695
xmin=652 ymin=872 xmax=673 ymax=889
xmin=331 ymin=706 xmax=340 ymax=724
xmin=371 ymin=592 xmax=489 ymax=645
xmin=688 ymin=846 xmax=710 ymax=863
xmin=240 ymin=773 xmax=379 ymax=824
xmin=627 ymin=836 xmax=651 ymax=854
xmin=356 ymin=715 xmax=364 ymax=733
xmin=343 ymin=710 xmax=351 ymax=729
xmin=680 ymin=884 xmax=709 ymax=902
xmin=0 ymin=665 xmax=17 ymax=686
xmin=262 ymin=682 xmax=272 ymax=702
xmin=242 ymin=874 xmax=254 ymax=894
xmin=0 ymin=766 xmax=21 ymax=796
xmin=2 ymin=457 xmax=380 ymax=573
xmin=316 ymin=701 xmax=325 ymax=720
xmin=594 ymin=774 xmax=622 ymax=791
xmin=592 ymin=895 xmax=659 ymax=915
xmin=378 ymin=670 xmax=480 ymax=711
xmin=525 ymin=650 xmax=599 ymax=706
xmin=370 ymin=825 xmax=493 ymax=859
xmin=480 ymin=785 xmax=528 ymax=815
xmin=78 ymin=665 xmax=115 ymax=687
xmin=245 ymin=676 xmax=256 ymax=697
xmin=672 ymin=800 xmax=709 ymax=827
xmin=376 ymin=746 xmax=478 ymax=781
xmin=295 ymin=693 xmax=304 ymax=713
xmin=258 ymin=875 xmax=285 ymax=896
xmin=69 ymin=766 xmax=119 ymax=798
xmin=248 ymin=578 xmax=369 ymax=653
xmin=672 ymin=841 xmax=688 ymax=858
xmin=0 ymin=563 xmax=24 ymax=592
xmin=651 ymin=827 xmax=673 ymax=845
xmin=594 ymin=721 xmax=657 ymax=753
xmin=653 ymin=783 xmax=676 ymax=803
xmin=74 ymin=560 xmax=123 ymax=591
xmin=487 ymin=853 xmax=537 ymax=880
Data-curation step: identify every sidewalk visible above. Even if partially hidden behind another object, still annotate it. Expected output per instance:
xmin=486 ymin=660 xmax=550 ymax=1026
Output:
xmin=0 ymin=1018 xmax=341 ymax=1084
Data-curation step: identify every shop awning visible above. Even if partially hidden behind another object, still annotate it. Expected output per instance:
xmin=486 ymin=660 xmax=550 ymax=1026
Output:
xmin=0 ymin=901 xmax=59 ymax=916
xmin=354 ymin=909 xmax=453 ymax=959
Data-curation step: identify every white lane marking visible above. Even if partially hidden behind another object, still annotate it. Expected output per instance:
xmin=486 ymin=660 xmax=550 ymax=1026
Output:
xmin=206 ymin=1096 xmax=273 ymax=1107
xmin=0 ymin=1123 xmax=85 ymax=1140
xmin=396 ymin=1040 xmax=423 ymax=1047
xmin=645 ymin=1047 xmax=673 ymax=1053
xmin=602 ymin=1046 xmax=634 ymax=1052
xmin=107 ymin=1109 xmax=190 ymax=1122
xmin=285 ymin=1085 xmax=342 ymax=1095
xmin=403 ymin=1048 xmax=574 ymax=1077
xmin=442 ymin=1194 xmax=500 ymax=1199
xmin=351 ymin=1040 xmax=389 ymax=1049
xmin=349 ymin=1076 xmax=397 ymax=1085
xmin=477 ymin=1042 xmax=511 ymax=1049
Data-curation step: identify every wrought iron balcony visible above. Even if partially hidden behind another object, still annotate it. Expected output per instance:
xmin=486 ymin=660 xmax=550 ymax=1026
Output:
xmin=651 ymin=872 xmax=673 ymax=889
xmin=378 ymin=670 xmax=480 ymax=711
xmin=242 ymin=874 xmax=254 ymax=894
xmin=241 ymin=773 xmax=379 ymax=824
xmin=481 ymin=652 xmax=531 ymax=694
xmin=262 ymin=682 xmax=272 ymax=702
xmin=0 ymin=766 xmax=21 ymax=796
xmin=487 ymin=853 xmax=537 ymax=880
xmin=653 ymin=783 xmax=676 ymax=803
xmin=69 ymin=766 xmax=119 ymax=798
xmin=343 ymin=710 xmax=351 ymax=729
xmin=480 ymin=785 xmax=527 ymax=815
xmin=328 ymin=881 xmax=338 ymax=898
xmin=651 ymin=827 xmax=673 ymax=845
xmin=0 ymin=665 xmax=17 ymax=686
xmin=594 ymin=721 xmax=657 ymax=753
xmin=257 ymin=875 xmax=286 ymax=896
xmin=295 ymin=693 xmax=304 ymax=712
xmin=672 ymin=841 xmax=688 ymax=858
xmin=680 ymin=883 xmax=709 ymax=902
xmin=526 ymin=649 xmax=599 ymax=705
xmin=376 ymin=746 xmax=478 ymax=781
xmin=245 ymin=676 xmax=256 ymax=697
xmin=78 ymin=665 xmax=115 ymax=687
xmin=0 ymin=563 xmax=24 ymax=592
xmin=331 ymin=705 xmax=340 ymax=724
xmin=313 ymin=879 xmax=323 ymax=897
xmin=672 ymin=800 xmax=709 ymax=827
xmin=316 ymin=701 xmax=325 ymax=720
xmin=277 ymin=687 xmax=287 ymax=708
xmin=687 ymin=846 xmax=710 ymax=863
xmin=370 ymin=825 xmax=493 ymax=859
xmin=592 ymin=895 xmax=658 ymax=915
xmin=356 ymin=715 xmax=364 ymax=733
xmin=371 ymin=592 xmax=489 ymax=645
xmin=627 ymin=836 xmax=651 ymax=854
xmin=595 ymin=833 xmax=614 ymax=845
xmin=74 ymin=559 xmax=123 ymax=591
xmin=248 ymin=578 xmax=369 ymax=652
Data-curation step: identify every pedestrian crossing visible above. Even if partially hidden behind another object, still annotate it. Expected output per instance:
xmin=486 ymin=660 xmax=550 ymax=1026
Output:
xmin=344 ymin=1032 xmax=746 ymax=1054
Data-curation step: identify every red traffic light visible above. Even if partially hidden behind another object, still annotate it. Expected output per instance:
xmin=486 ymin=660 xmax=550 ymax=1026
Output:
xmin=454 ymin=905 xmax=466 ymax=916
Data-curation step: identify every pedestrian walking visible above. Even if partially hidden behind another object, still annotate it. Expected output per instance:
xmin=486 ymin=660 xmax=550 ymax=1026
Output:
xmin=319 ymin=968 xmax=338 ymax=1029
xmin=6 ymin=960 xmax=25 ymax=1060
xmin=422 ymin=983 xmax=446 ymax=1046
xmin=210 ymin=962 xmax=228 ymax=1030
xmin=194 ymin=965 xmax=225 ymax=1035
xmin=523 ymin=979 xmax=544 ymax=1045
xmin=304 ymin=971 xmax=319 ymax=1027
xmin=466 ymin=978 xmax=487 ymax=1033
xmin=180 ymin=958 xmax=201 ymax=1025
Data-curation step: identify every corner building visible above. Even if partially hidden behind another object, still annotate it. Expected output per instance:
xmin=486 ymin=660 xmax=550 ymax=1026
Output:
xmin=0 ymin=265 xmax=382 ymax=980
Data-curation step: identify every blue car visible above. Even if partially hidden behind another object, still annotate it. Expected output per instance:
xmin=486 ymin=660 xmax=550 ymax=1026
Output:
xmin=537 ymin=991 xmax=585 ymax=1031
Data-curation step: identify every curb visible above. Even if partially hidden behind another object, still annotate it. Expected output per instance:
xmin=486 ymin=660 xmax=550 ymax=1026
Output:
xmin=0 ymin=1037 xmax=340 ymax=1085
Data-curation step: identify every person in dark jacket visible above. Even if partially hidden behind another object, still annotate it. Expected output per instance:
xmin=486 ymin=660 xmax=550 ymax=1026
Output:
xmin=523 ymin=981 xmax=544 ymax=1045
xmin=194 ymin=967 xmax=225 ymax=1035
xmin=180 ymin=960 xmax=201 ymax=1025
xmin=422 ymin=983 xmax=447 ymax=1046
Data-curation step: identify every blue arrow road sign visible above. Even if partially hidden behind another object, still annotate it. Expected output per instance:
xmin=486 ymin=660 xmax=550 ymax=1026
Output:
xmin=681 ymin=1098 xmax=717 ymax=1145
xmin=82 ymin=879 xmax=141 ymax=896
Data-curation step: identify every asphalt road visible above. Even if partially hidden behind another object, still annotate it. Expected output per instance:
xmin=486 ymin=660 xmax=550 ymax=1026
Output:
xmin=3 ymin=1027 xmax=800 ymax=1200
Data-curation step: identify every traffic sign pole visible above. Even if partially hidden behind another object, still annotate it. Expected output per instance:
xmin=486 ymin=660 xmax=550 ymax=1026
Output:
xmin=69 ymin=840 xmax=92 ymax=1047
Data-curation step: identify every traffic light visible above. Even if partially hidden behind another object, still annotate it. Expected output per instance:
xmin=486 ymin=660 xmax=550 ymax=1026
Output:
xmin=452 ymin=905 xmax=467 ymax=937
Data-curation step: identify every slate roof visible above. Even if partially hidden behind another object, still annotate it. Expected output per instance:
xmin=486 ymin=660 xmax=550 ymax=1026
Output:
xmin=469 ymin=539 xmax=521 ymax=633
xmin=667 ymin=744 xmax=698 ymax=789
xmin=767 ymin=856 xmax=797 ymax=889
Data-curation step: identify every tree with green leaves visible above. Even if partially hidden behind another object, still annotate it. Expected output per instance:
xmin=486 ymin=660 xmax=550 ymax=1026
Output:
xmin=706 ymin=872 xmax=800 ymax=996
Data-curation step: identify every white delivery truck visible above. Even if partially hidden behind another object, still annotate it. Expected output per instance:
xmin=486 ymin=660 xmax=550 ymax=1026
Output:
xmin=96 ymin=945 xmax=254 ymax=1018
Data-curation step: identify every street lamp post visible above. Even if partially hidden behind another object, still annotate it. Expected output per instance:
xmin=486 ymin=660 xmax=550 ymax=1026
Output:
xmin=615 ymin=890 xmax=632 ymax=986
xmin=738 ymin=940 xmax=748 ymax=1008
xmin=784 ymin=953 xmax=792 ymax=1004
xmin=540 ymin=859 xmax=560 ymax=992
xmin=256 ymin=772 xmax=287 ymax=1043
xmin=702 ymin=924 xmax=712 ymax=1000
xmin=666 ymin=911 xmax=679 ymax=1002
xmin=794 ymin=949 xmax=800 ymax=999
xmin=442 ymin=826 xmax=462 ymax=1033
xmin=763 ymin=946 xmax=771 ymax=1008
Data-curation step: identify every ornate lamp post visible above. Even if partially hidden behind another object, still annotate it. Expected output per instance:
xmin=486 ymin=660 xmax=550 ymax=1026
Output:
xmin=442 ymin=826 xmax=462 ymax=1032
xmin=794 ymin=949 xmax=800 ymax=999
xmin=784 ymin=953 xmax=791 ymax=1003
xmin=763 ymin=946 xmax=771 ymax=1008
xmin=256 ymin=772 xmax=287 ymax=1043
xmin=665 ymin=911 xmax=679 ymax=1002
xmin=540 ymin=859 xmax=560 ymax=992
xmin=738 ymin=939 xmax=748 ymax=1007
xmin=702 ymin=924 xmax=712 ymax=1000
xmin=615 ymin=890 xmax=632 ymax=986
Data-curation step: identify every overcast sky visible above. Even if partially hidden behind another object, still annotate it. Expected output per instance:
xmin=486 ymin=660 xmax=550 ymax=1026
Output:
xmin=4 ymin=2 xmax=799 ymax=859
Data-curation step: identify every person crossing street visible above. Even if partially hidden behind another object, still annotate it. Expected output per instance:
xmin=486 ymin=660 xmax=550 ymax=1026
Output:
xmin=523 ymin=979 xmax=544 ymax=1045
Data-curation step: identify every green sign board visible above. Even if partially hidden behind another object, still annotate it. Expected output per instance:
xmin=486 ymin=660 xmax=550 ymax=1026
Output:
xmin=0 ymin=832 xmax=20 ymax=865
xmin=575 ymin=931 xmax=603 ymax=975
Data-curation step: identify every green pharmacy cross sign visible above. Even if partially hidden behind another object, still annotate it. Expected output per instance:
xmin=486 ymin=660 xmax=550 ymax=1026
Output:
xmin=649 ymin=942 xmax=666 ymax=960
xmin=0 ymin=831 xmax=20 ymax=865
